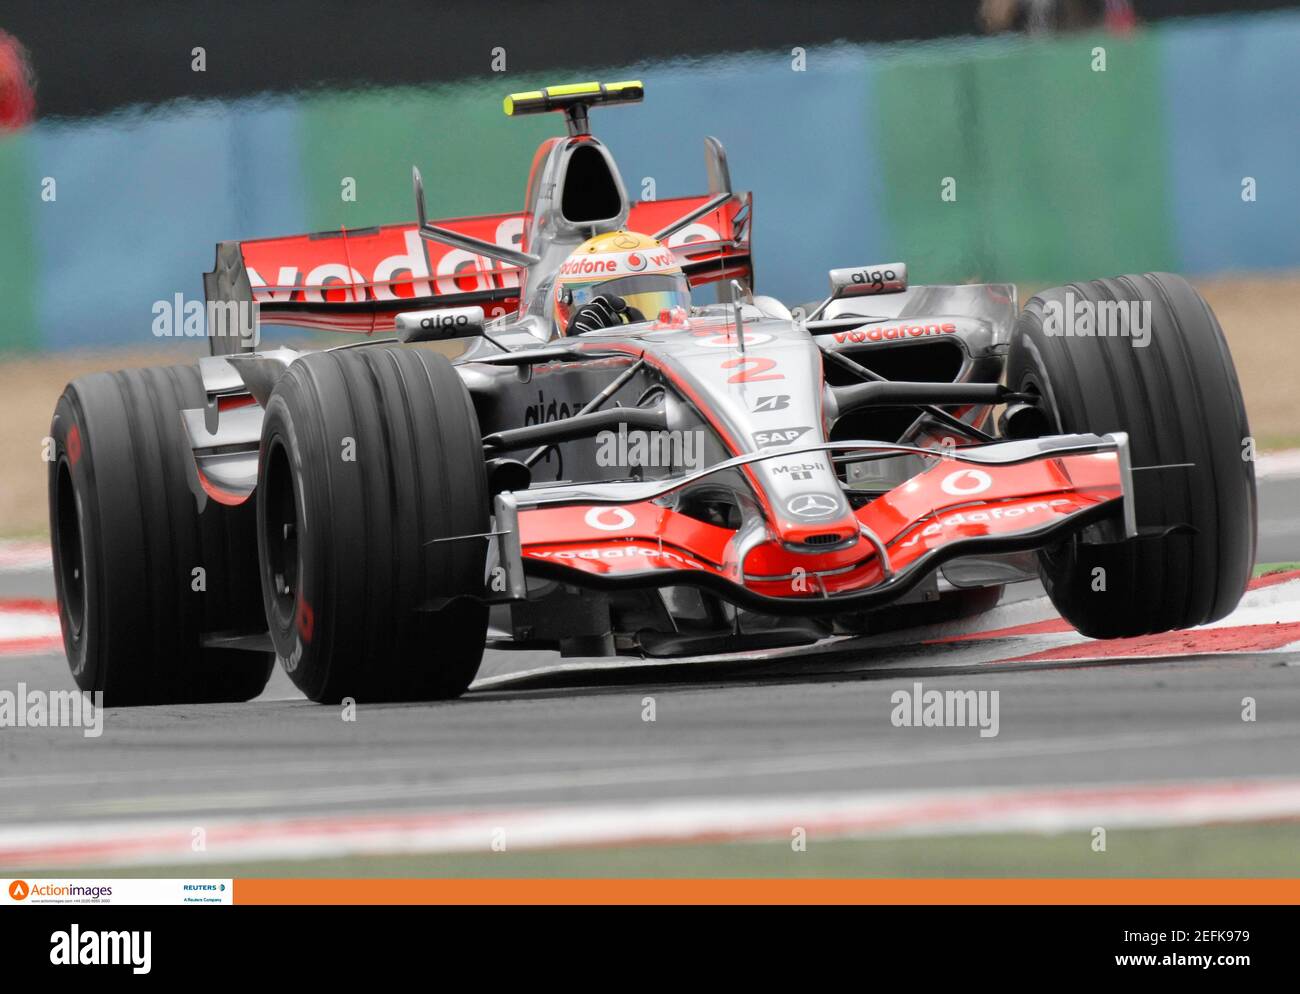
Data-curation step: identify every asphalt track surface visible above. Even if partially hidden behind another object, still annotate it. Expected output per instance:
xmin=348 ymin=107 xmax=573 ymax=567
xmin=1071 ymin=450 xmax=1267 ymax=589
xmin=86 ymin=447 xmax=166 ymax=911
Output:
xmin=0 ymin=476 xmax=1297 ymax=862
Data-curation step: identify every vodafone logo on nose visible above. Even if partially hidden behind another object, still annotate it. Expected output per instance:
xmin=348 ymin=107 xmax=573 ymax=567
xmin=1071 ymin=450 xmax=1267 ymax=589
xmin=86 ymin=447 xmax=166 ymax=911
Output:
xmin=585 ymin=507 xmax=636 ymax=531
xmin=940 ymin=469 xmax=993 ymax=496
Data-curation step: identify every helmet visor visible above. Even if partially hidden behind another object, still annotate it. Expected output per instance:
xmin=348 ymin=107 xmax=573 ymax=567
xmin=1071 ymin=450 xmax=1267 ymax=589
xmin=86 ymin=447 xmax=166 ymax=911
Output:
xmin=564 ymin=273 xmax=691 ymax=326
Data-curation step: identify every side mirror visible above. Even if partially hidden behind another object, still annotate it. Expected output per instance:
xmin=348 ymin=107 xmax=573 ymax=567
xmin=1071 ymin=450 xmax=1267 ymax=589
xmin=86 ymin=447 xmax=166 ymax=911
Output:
xmin=829 ymin=262 xmax=908 ymax=299
xmin=395 ymin=305 xmax=486 ymax=343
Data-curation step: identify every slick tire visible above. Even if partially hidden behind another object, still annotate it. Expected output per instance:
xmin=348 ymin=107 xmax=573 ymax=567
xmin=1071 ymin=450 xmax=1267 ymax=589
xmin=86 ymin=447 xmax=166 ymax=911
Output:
xmin=257 ymin=346 xmax=489 ymax=703
xmin=49 ymin=365 xmax=275 ymax=706
xmin=1007 ymin=272 xmax=1256 ymax=638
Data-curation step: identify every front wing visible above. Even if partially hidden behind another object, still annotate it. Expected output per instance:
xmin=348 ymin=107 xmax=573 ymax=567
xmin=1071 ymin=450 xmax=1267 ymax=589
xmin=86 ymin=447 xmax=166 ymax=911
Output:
xmin=493 ymin=434 xmax=1135 ymax=615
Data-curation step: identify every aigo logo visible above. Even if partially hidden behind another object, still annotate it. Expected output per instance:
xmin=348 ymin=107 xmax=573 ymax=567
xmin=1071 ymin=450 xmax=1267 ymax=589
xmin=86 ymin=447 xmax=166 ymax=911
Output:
xmin=420 ymin=311 xmax=472 ymax=331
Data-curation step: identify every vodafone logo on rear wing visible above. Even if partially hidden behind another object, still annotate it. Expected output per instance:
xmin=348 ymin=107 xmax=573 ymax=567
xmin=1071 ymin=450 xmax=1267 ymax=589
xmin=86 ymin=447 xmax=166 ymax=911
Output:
xmin=244 ymin=217 xmax=526 ymax=305
xmin=237 ymin=194 xmax=741 ymax=309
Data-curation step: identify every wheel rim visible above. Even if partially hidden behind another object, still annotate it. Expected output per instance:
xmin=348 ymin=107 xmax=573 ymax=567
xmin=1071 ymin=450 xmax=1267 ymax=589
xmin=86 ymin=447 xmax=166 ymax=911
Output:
xmin=54 ymin=458 xmax=86 ymax=639
xmin=262 ymin=437 xmax=300 ymax=627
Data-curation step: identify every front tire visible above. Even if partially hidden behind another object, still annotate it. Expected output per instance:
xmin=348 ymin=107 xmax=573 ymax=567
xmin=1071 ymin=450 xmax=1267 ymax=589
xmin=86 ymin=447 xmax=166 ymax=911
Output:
xmin=256 ymin=346 xmax=489 ymax=703
xmin=1008 ymin=272 xmax=1256 ymax=638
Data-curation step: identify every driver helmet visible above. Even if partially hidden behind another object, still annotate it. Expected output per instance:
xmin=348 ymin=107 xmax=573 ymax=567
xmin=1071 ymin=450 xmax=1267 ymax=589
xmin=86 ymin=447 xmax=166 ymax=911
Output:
xmin=553 ymin=230 xmax=690 ymax=333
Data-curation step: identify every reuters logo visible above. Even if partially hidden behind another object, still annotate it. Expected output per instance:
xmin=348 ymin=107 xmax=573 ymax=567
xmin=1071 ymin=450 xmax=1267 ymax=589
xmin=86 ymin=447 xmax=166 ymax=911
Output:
xmin=9 ymin=880 xmax=29 ymax=900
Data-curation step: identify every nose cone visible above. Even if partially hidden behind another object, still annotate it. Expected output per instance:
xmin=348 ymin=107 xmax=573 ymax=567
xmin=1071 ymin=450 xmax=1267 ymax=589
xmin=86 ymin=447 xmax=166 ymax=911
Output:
xmin=765 ymin=489 xmax=859 ymax=548
xmin=641 ymin=312 xmax=858 ymax=547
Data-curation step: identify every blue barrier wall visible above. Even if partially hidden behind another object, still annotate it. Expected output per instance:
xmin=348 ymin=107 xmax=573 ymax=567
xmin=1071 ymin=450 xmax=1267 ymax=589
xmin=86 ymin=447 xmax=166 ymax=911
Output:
xmin=0 ymin=11 xmax=1296 ymax=351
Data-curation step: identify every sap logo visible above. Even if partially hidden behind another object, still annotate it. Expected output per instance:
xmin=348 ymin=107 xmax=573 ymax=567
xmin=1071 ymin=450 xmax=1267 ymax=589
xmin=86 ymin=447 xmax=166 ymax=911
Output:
xmin=754 ymin=426 xmax=812 ymax=447
xmin=751 ymin=395 xmax=790 ymax=413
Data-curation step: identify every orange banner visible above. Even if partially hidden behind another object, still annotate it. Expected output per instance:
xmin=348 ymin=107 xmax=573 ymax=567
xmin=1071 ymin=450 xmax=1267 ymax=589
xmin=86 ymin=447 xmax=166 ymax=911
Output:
xmin=234 ymin=878 xmax=1300 ymax=906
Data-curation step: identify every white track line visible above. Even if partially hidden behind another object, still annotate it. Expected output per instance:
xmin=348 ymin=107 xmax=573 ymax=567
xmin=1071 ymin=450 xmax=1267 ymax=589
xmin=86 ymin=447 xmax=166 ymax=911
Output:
xmin=0 ymin=600 xmax=61 ymax=656
xmin=0 ymin=540 xmax=52 ymax=574
xmin=6 ymin=723 xmax=1300 ymax=822
xmin=3 ymin=776 xmax=1300 ymax=870
xmin=1257 ymin=448 xmax=1300 ymax=480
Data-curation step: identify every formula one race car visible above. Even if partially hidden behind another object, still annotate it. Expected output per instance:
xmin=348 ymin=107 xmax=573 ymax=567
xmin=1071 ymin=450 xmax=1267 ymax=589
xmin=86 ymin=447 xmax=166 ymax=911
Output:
xmin=48 ymin=81 xmax=1257 ymax=705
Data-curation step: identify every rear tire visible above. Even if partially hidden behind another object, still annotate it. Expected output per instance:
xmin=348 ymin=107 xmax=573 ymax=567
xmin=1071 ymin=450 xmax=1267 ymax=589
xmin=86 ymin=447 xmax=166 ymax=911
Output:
xmin=256 ymin=346 xmax=489 ymax=703
xmin=49 ymin=365 xmax=274 ymax=706
xmin=1008 ymin=272 xmax=1255 ymax=638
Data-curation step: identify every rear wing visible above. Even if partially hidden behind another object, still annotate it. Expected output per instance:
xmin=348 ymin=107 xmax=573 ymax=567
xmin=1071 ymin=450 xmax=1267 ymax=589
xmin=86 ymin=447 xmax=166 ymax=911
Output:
xmin=205 ymin=194 xmax=752 ymax=335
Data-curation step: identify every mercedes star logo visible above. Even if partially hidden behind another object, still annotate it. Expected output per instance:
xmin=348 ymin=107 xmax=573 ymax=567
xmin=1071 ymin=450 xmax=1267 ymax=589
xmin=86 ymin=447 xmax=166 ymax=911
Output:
xmin=786 ymin=493 xmax=841 ymax=519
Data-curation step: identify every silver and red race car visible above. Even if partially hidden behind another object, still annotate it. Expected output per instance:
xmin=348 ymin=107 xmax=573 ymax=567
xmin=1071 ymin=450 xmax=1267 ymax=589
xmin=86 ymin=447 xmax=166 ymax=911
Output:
xmin=48 ymin=81 xmax=1256 ymax=705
